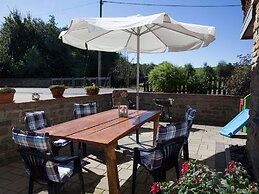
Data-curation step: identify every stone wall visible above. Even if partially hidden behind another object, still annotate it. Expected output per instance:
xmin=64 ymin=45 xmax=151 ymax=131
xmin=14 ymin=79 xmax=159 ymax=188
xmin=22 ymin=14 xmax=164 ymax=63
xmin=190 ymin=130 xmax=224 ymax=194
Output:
xmin=246 ymin=2 xmax=259 ymax=182
xmin=138 ymin=93 xmax=240 ymax=125
xmin=0 ymin=92 xmax=240 ymax=164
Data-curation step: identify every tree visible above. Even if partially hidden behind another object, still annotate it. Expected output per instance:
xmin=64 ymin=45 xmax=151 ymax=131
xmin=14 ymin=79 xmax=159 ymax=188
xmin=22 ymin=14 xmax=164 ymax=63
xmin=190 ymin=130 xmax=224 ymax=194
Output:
xmin=0 ymin=10 xmax=120 ymax=79
xmin=202 ymin=62 xmax=216 ymax=79
xmin=110 ymin=55 xmax=135 ymax=87
xmin=225 ymin=54 xmax=251 ymax=96
xmin=216 ymin=60 xmax=234 ymax=78
xmin=148 ymin=61 xmax=186 ymax=92
xmin=184 ymin=63 xmax=196 ymax=78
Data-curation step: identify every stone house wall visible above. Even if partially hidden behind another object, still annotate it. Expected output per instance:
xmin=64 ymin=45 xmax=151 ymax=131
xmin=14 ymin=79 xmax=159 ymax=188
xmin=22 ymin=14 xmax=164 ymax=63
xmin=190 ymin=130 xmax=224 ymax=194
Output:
xmin=0 ymin=93 xmax=240 ymax=164
xmin=246 ymin=1 xmax=259 ymax=182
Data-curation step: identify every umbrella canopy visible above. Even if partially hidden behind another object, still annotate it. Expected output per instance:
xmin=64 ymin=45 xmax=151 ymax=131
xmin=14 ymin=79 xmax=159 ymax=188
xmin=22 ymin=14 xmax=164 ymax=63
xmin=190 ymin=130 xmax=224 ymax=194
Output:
xmin=59 ymin=12 xmax=216 ymax=109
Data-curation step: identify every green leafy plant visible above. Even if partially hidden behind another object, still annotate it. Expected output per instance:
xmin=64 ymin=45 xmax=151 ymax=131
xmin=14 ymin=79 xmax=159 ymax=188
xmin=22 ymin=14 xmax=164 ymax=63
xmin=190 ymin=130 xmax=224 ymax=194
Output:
xmin=151 ymin=160 xmax=258 ymax=194
xmin=48 ymin=84 xmax=67 ymax=90
xmin=85 ymin=84 xmax=100 ymax=95
xmin=0 ymin=87 xmax=16 ymax=94
xmin=148 ymin=61 xmax=186 ymax=93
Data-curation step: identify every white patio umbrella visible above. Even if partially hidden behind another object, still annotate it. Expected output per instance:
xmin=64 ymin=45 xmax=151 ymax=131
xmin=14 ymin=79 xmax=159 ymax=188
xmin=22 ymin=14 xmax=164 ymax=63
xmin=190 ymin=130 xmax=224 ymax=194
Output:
xmin=59 ymin=12 xmax=216 ymax=109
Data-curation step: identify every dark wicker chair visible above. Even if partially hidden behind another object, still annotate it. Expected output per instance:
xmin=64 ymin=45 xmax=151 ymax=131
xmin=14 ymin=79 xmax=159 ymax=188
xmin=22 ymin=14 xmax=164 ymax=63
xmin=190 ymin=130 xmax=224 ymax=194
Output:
xmin=132 ymin=136 xmax=184 ymax=194
xmin=24 ymin=111 xmax=74 ymax=156
xmin=12 ymin=128 xmax=85 ymax=194
xmin=73 ymin=102 xmax=97 ymax=156
xmin=153 ymin=98 xmax=174 ymax=122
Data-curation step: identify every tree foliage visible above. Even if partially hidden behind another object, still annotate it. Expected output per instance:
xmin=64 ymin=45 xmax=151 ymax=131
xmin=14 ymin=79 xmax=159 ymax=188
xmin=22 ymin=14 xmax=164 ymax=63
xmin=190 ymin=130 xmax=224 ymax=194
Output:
xmin=224 ymin=54 xmax=251 ymax=96
xmin=0 ymin=10 xmax=120 ymax=79
xmin=216 ymin=60 xmax=234 ymax=78
xmin=148 ymin=61 xmax=186 ymax=92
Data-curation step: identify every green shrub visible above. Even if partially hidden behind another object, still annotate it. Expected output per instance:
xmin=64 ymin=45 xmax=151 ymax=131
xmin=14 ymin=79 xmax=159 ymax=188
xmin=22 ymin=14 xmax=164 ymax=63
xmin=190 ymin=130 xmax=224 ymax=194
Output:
xmin=148 ymin=62 xmax=186 ymax=92
xmin=225 ymin=65 xmax=251 ymax=96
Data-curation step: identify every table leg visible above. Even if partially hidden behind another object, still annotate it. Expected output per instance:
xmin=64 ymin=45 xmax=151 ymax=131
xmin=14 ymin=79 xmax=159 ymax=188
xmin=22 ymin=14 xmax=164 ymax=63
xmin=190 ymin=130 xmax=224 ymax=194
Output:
xmin=104 ymin=143 xmax=120 ymax=194
xmin=153 ymin=115 xmax=160 ymax=143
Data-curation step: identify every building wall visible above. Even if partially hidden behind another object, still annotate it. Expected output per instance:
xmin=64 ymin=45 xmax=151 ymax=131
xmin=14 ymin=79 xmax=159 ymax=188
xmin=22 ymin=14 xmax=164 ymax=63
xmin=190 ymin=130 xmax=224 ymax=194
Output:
xmin=0 ymin=93 xmax=240 ymax=164
xmin=246 ymin=2 xmax=259 ymax=182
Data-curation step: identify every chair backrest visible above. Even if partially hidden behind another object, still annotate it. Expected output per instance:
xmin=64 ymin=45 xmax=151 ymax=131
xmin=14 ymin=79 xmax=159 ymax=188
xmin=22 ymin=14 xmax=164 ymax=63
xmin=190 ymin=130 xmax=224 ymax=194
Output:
xmin=12 ymin=128 xmax=63 ymax=183
xmin=112 ymin=90 xmax=130 ymax=108
xmin=151 ymin=124 xmax=186 ymax=170
xmin=24 ymin=111 xmax=48 ymax=131
xmin=73 ymin=102 xmax=97 ymax=119
xmin=150 ymin=136 xmax=184 ymax=170
xmin=155 ymin=122 xmax=188 ymax=144
xmin=157 ymin=136 xmax=185 ymax=170
xmin=184 ymin=105 xmax=196 ymax=131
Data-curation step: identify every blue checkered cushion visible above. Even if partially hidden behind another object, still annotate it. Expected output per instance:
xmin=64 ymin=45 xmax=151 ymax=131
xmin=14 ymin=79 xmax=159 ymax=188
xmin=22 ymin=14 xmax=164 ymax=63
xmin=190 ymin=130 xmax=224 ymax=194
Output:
xmin=141 ymin=122 xmax=188 ymax=170
xmin=140 ymin=150 xmax=163 ymax=170
xmin=185 ymin=105 xmax=196 ymax=122
xmin=12 ymin=128 xmax=51 ymax=152
xmin=25 ymin=111 xmax=48 ymax=131
xmin=155 ymin=122 xmax=188 ymax=144
xmin=25 ymin=111 xmax=70 ymax=147
xmin=73 ymin=102 xmax=97 ymax=119
xmin=12 ymin=129 xmax=74 ymax=183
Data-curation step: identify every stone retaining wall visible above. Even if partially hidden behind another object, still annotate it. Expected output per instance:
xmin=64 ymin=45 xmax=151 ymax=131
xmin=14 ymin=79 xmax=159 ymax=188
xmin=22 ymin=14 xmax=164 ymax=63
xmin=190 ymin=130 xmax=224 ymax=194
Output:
xmin=0 ymin=92 xmax=240 ymax=164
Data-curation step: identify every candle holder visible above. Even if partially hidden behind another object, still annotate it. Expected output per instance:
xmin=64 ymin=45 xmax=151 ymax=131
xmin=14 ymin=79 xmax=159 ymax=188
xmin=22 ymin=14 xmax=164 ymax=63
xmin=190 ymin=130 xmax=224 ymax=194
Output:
xmin=118 ymin=105 xmax=128 ymax=118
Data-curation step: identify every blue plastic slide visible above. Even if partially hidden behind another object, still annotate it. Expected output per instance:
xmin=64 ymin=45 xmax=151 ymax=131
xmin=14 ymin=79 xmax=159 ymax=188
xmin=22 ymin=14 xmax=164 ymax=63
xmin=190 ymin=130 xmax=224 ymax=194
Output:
xmin=219 ymin=109 xmax=250 ymax=137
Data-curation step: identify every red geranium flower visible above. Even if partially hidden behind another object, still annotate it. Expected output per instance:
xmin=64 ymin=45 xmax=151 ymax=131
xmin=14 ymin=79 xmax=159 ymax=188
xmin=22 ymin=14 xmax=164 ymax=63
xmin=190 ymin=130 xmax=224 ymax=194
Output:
xmin=181 ymin=162 xmax=190 ymax=176
xmin=151 ymin=182 xmax=160 ymax=194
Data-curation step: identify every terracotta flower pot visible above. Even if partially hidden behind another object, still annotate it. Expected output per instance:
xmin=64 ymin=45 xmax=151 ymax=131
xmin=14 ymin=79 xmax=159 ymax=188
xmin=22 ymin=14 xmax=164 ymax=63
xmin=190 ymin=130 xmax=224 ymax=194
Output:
xmin=50 ymin=88 xmax=65 ymax=98
xmin=0 ymin=92 xmax=15 ymax=104
xmin=86 ymin=89 xmax=99 ymax=96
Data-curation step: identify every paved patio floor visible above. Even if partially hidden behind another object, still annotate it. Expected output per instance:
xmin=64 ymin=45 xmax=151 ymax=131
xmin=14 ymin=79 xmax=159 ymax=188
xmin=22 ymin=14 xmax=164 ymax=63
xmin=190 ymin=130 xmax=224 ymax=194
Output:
xmin=0 ymin=123 xmax=246 ymax=194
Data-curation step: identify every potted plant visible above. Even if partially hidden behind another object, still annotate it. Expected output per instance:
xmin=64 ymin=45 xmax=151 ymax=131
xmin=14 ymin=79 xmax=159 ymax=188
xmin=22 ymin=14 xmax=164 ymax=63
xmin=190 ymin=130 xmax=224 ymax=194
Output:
xmin=49 ymin=85 xmax=66 ymax=98
xmin=0 ymin=87 xmax=16 ymax=104
xmin=85 ymin=84 xmax=100 ymax=96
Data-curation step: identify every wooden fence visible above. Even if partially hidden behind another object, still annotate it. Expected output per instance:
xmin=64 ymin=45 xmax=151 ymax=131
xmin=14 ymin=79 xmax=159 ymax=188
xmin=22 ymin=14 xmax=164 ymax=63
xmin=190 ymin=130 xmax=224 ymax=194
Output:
xmin=144 ymin=77 xmax=227 ymax=95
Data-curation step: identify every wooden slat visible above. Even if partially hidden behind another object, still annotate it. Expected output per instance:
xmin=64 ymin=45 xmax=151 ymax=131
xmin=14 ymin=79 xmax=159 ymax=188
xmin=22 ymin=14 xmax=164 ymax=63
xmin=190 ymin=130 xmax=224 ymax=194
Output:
xmin=69 ymin=110 xmax=160 ymax=146
xmin=38 ymin=109 xmax=138 ymax=138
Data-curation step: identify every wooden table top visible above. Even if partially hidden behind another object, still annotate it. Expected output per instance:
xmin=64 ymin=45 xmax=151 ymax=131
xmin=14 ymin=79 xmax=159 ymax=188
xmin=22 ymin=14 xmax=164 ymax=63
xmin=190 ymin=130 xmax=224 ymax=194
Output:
xmin=38 ymin=109 xmax=160 ymax=147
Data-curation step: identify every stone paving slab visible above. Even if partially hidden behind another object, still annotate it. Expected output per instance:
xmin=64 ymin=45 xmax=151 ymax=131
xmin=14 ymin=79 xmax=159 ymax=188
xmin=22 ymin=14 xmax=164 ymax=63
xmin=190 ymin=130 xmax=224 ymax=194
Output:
xmin=0 ymin=123 xmax=246 ymax=194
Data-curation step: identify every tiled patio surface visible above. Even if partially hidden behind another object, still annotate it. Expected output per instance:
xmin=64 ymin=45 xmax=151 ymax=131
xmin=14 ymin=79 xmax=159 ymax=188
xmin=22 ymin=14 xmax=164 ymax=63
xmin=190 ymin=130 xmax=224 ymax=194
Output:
xmin=0 ymin=123 xmax=246 ymax=194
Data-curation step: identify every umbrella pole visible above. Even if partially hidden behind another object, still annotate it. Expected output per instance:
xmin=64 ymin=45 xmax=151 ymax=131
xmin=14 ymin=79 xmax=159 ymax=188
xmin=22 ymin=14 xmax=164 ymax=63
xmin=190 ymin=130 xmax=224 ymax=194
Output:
xmin=136 ymin=32 xmax=140 ymax=110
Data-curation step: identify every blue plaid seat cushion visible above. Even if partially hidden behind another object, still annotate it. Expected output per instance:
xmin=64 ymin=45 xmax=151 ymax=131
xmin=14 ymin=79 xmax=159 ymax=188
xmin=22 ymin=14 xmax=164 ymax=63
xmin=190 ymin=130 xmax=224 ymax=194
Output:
xmin=140 ymin=150 xmax=163 ymax=170
xmin=25 ymin=111 xmax=48 ymax=131
xmin=73 ymin=102 xmax=97 ymax=119
xmin=12 ymin=128 xmax=73 ymax=183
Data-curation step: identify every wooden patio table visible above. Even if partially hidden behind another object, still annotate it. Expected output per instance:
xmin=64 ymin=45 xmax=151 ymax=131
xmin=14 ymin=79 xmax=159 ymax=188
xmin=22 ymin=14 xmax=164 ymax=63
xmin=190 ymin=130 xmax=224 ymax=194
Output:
xmin=37 ymin=109 xmax=160 ymax=194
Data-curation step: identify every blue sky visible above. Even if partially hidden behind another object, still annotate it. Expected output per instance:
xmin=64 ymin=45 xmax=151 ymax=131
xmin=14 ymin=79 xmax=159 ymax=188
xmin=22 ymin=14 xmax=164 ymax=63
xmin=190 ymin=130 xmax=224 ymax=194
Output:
xmin=0 ymin=0 xmax=253 ymax=68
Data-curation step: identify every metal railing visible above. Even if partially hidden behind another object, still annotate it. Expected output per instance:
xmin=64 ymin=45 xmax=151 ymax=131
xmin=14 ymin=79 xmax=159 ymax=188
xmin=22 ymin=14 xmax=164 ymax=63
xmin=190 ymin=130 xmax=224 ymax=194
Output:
xmin=51 ymin=77 xmax=111 ymax=87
